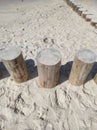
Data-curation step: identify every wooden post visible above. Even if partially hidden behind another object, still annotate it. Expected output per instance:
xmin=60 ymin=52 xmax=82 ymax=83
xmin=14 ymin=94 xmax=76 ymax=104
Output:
xmin=81 ymin=11 xmax=88 ymax=18
xmin=36 ymin=48 xmax=61 ymax=88
xmin=85 ymin=14 xmax=92 ymax=21
xmin=95 ymin=24 xmax=97 ymax=29
xmin=69 ymin=49 xmax=96 ymax=86
xmin=94 ymin=72 xmax=97 ymax=84
xmin=69 ymin=0 xmax=74 ymax=7
xmin=66 ymin=0 xmax=71 ymax=5
xmin=94 ymin=73 xmax=97 ymax=84
xmin=0 ymin=69 xmax=2 ymax=78
xmin=72 ymin=4 xmax=79 ymax=11
xmin=91 ymin=18 xmax=97 ymax=27
xmin=78 ymin=8 xmax=87 ymax=16
xmin=0 ymin=46 xmax=28 ymax=83
xmin=77 ymin=8 xmax=85 ymax=16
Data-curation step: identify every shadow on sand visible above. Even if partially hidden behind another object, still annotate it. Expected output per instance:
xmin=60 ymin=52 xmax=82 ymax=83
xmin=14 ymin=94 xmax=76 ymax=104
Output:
xmin=1 ymin=59 xmax=96 ymax=84
xmin=25 ymin=59 xmax=73 ymax=84
xmin=60 ymin=61 xmax=97 ymax=84
xmin=26 ymin=60 xmax=74 ymax=84
xmin=85 ymin=62 xmax=97 ymax=82
xmin=0 ymin=59 xmax=38 ymax=81
xmin=25 ymin=60 xmax=74 ymax=84
xmin=25 ymin=59 xmax=38 ymax=80
xmin=59 ymin=61 xmax=97 ymax=84
xmin=59 ymin=61 xmax=73 ymax=84
xmin=0 ymin=62 xmax=10 ymax=79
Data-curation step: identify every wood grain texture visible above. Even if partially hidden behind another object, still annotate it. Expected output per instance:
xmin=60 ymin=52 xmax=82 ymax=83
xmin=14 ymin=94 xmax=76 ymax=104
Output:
xmin=91 ymin=18 xmax=97 ymax=26
xmin=36 ymin=48 xmax=61 ymax=88
xmin=69 ymin=49 xmax=96 ymax=86
xmin=3 ymin=54 xmax=28 ymax=83
xmin=1 ymin=46 xmax=28 ymax=83
xmin=0 ymin=70 xmax=2 ymax=78
xmin=94 ymin=74 xmax=97 ymax=84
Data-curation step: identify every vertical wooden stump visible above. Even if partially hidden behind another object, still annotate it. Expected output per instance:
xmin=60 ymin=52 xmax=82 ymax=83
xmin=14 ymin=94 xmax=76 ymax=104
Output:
xmin=72 ymin=4 xmax=79 ymax=11
xmin=77 ymin=8 xmax=85 ymax=16
xmin=69 ymin=49 xmax=96 ymax=86
xmin=91 ymin=18 xmax=97 ymax=27
xmin=0 ymin=46 xmax=28 ymax=83
xmin=94 ymin=74 xmax=97 ymax=84
xmin=66 ymin=0 xmax=71 ymax=5
xmin=0 ymin=69 xmax=2 ymax=78
xmin=69 ymin=0 xmax=74 ymax=7
xmin=78 ymin=8 xmax=87 ymax=16
xmin=36 ymin=48 xmax=61 ymax=88
xmin=85 ymin=14 xmax=92 ymax=22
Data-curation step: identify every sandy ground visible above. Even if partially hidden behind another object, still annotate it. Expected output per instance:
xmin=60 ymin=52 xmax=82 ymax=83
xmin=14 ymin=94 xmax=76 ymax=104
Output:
xmin=0 ymin=0 xmax=97 ymax=129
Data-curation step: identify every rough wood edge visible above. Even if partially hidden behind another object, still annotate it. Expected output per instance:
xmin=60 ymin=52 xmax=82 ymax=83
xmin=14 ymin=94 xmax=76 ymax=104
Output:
xmin=94 ymin=73 xmax=97 ymax=84
xmin=0 ymin=70 xmax=2 ymax=78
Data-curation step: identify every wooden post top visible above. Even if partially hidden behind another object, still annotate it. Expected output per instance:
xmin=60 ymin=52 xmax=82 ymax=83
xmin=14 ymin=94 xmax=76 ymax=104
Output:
xmin=76 ymin=49 xmax=96 ymax=63
xmin=36 ymin=48 xmax=61 ymax=66
xmin=0 ymin=46 xmax=21 ymax=61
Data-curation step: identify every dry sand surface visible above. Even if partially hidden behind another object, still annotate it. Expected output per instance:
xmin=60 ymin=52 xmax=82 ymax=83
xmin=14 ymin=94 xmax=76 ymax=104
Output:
xmin=0 ymin=0 xmax=97 ymax=129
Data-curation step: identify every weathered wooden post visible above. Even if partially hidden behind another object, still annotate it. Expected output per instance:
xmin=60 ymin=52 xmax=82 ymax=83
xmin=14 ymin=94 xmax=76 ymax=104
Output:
xmin=69 ymin=49 xmax=96 ymax=86
xmin=0 ymin=46 xmax=28 ymax=83
xmin=69 ymin=0 xmax=74 ymax=7
xmin=72 ymin=4 xmax=79 ymax=11
xmin=85 ymin=14 xmax=92 ymax=21
xmin=94 ymin=74 xmax=97 ymax=84
xmin=91 ymin=18 xmax=97 ymax=27
xmin=77 ymin=8 xmax=84 ymax=16
xmin=0 ymin=69 xmax=2 ymax=78
xmin=66 ymin=0 xmax=71 ymax=5
xmin=36 ymin=48 xmax=61 ymax=88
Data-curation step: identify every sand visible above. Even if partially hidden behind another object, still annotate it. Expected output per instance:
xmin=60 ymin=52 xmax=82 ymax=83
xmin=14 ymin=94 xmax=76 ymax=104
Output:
xmin=0 ymin=0 xmax=97 ymax=129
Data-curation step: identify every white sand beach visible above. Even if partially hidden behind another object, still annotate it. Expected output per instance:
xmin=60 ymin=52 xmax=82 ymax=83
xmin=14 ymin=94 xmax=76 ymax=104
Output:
xmin=0 ymin=0 xmax=97 ymax=129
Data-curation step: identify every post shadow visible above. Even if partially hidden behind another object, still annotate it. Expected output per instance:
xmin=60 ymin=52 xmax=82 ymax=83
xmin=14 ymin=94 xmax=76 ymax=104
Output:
xmin=0 ymin=62 xmax=10 ymax=79
xmin=85 ymin=62 xmax=97 ymax=82
xmin=59 ymin=61 xmax=73 ymax=84
xmin=0 ymin=59 xmax=38 ymax=81
xmin=25 ymin=59 xmax=73 ymax=83
xmin=24 ymin=60 xmax=97 ymax=84
xmin=25 ymin=59 xmax=38 ymax=80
